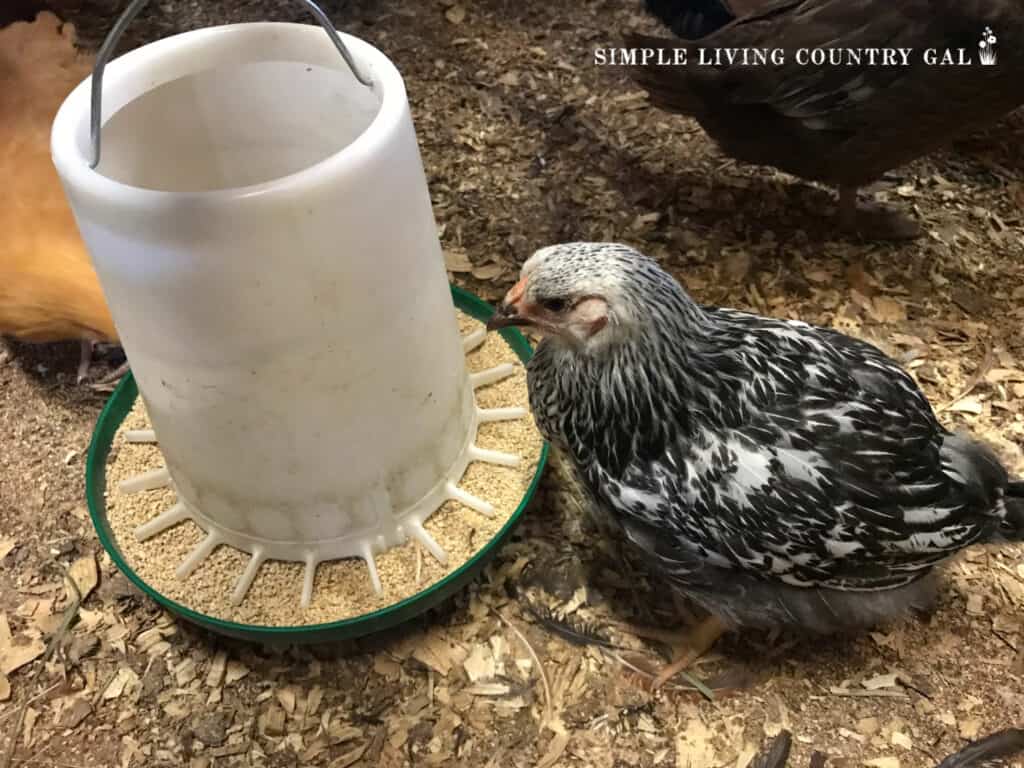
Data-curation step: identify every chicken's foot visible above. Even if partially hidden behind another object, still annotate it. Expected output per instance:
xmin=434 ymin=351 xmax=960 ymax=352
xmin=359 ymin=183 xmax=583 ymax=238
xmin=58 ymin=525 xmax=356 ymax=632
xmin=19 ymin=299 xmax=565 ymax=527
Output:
xmin=89 ymin=361 xmax=130 ymax=392
xmin=622 ymin=614 xmax=728 ymax=691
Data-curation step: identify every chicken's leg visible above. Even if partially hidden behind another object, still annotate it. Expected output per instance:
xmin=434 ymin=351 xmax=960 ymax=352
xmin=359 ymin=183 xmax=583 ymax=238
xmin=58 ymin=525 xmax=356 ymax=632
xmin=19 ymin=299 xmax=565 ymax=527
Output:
xmin=837 ymin=184 xmax=921 ymax=241
xmin=623 ymin=614 xmax=728 ymax=691
xmin=76 ymin=339 xmax=95 ymax=384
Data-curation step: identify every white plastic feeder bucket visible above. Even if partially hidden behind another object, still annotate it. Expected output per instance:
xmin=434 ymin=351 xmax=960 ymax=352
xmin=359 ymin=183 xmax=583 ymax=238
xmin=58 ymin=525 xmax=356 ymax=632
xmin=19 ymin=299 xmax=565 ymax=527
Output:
xmin=51 ymin=0 xmax=525 ymax=607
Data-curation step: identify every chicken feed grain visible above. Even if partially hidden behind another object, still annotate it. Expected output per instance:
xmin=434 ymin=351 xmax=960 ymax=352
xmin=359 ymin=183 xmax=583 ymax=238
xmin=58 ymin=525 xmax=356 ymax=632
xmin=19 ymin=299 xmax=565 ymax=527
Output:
xmin=103 ymin=312 xmax=543 ymax=626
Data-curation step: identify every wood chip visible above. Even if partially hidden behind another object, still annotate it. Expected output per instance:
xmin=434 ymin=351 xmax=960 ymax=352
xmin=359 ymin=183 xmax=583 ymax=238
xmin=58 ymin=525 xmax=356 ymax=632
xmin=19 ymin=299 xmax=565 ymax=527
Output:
xmin=891 ymin=732 xmax=913 ymax=750
xmin=948 ymin=396 xmax=984 ymax=415
xmin=464 ymin=682 xmax=511 ymax=697
xmin=174 ymin=657 xmax=197 ymax=686
xmin=106 ymin=624 xmax=129 ymax=643
xmin=302 ymin=736 xmax=329 ymax=762
xmin=463 ymin=644 xmax=495 ymax=682
xmin=397 ymin=628 xmax=468 ymax=677
xmin=536 ymin=731 xmax=571 ymax=768
xmin=444 ymin=249 xmax=473 ymax=273
xmin=59 ymin=698 xmax=93 ymax=729
xmin=276 ymin=685 xmax=297 ymax=715
xmin=951 ymin=287 xmax=989 ymax=316
xmin=471 ymin=263 xmax=504 ymax=281
xmin=225 ymin=660 xmax=249 ymax=685
xmin=103 ymin=667 xmax=139 ymax=700
xmin=841 ymin=728 xmax=866 ymax=743
xmin=69 ymin=554 xmax=99 ymax=600
xmin=677 ymin=718 xmax=718 ymax=768
xmin=210 ymin=741 xmax=250 ymax=758
xmin=986 ymin=368 xmax=1024 ymax=384
xmin=804 ymin=269 xmax=831 ymax=284
xmin=329 ymin=741 xmax=368 ymax=768
xmin=862 ymin=673 xmax=900 ymax=690
xmin=993 ymin=614 xmax=1019 ymax=634
xmin=966 ymin=593 xmax=985 ymax=615
xmin=373 ymin=656 xmax=401 ymax=680
xmin=259 ymin=705 xmax=287 ymax=736
xmin=959 ymin=718 xmax=982 ymax=739
xmin=306 ymin=685 xmax=324 ymax=718
xmin=444 ymin=5 xmax=465 ymax=24
xmin=328 ymin=723 xmax=363 ymax=745
xmin=0 ymin=634 xmax=46 ymax=675
xmin=0 ymin=672 xmax=9 ymax=701
xmin=135 ymin=627 xmax=165 ymax=654
xmin=76 ymin=608 xmax=104 ymax=632
xmin=857 ymin=717 xmax=880 ymax=735
xmin=206 ymin=651 xmax=227 ymax=687
xmin=23 ymin=706 xmax=39 ymax=748
xmin=830 ymin=686 xmax=907 ymax=699
xmin=870 ymin=296 xmax=907 ymax=324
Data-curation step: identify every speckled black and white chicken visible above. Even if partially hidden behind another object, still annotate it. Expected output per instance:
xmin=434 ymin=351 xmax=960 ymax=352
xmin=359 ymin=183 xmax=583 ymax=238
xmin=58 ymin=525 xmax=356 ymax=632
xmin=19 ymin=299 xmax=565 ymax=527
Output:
xmin=487 ymin=242 xmax=1024 ymax=689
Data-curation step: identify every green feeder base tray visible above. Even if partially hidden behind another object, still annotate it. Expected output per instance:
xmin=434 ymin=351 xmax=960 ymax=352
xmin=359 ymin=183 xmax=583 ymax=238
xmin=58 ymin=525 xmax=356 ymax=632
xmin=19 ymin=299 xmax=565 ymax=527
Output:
xmin=84 ymin=285 xmax=548 ymax=643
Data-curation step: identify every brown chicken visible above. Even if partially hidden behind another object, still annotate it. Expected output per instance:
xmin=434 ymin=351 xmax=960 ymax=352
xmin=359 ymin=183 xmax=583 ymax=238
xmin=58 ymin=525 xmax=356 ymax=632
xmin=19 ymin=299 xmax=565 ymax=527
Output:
xmin=626 ymin=0 xmax=1024 ymax=239
xmin=1 ymin=11 xmax=119 ymax=382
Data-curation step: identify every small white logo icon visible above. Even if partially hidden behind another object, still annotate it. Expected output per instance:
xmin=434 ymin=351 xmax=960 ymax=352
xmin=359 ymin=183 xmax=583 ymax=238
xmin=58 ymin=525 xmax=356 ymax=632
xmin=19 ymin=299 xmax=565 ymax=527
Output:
xmin=979 ymin=27 xmax=998 ymax=65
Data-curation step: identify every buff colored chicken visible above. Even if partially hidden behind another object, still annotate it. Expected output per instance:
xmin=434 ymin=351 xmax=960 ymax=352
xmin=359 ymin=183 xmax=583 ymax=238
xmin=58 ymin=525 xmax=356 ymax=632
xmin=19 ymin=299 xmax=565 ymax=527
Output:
xmin=1 ymin=11 xmax=121 ymax=384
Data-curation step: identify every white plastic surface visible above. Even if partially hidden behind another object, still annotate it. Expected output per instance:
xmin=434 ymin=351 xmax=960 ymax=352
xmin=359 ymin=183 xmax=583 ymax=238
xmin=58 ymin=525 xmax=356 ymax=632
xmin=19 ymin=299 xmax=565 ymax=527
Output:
xmin=52 ymin=23 xmax=525 ymax=605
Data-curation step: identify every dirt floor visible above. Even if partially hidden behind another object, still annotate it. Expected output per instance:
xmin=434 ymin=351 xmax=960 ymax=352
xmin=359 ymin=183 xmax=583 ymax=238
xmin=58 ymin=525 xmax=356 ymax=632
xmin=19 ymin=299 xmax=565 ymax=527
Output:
xmin=3 ymin=1 xmax=1024 ymax=767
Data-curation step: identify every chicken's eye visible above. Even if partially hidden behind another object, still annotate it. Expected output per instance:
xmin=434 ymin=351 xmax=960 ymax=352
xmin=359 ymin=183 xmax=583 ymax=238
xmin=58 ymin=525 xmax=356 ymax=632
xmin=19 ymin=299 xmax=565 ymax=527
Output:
xmin=540 ymin=297 xmax=568 ymax=313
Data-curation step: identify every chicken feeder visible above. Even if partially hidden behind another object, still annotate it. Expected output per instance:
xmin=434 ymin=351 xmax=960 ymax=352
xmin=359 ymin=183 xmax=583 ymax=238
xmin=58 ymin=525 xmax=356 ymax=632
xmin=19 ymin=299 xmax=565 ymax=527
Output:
xmin=52 ymin=0 xmax=544 ymax=634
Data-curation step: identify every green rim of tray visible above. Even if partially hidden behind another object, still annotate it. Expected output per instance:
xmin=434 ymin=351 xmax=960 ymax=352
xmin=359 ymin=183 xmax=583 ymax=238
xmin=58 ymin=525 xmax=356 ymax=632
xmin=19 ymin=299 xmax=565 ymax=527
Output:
xmin=84 ymin=284 xmax=548 ymax=643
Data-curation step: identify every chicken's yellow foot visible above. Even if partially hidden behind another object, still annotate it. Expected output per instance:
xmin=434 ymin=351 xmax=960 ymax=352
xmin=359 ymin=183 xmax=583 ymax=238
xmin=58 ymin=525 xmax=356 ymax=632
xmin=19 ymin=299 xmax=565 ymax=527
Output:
xmin=623 ymin=614 xmax=728 ymax=691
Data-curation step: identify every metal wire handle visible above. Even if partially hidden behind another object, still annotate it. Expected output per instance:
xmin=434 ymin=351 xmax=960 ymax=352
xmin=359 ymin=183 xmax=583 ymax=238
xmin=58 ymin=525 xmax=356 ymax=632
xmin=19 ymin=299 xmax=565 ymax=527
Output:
xmin=88 ymin=0 xmax=374 ymax=169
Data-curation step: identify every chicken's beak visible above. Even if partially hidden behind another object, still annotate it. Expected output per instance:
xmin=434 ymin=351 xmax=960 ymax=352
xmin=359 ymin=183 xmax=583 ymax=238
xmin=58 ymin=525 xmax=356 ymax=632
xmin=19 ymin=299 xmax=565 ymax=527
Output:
xmin=486 ymin=300 xmax=531 ymax=331
xmin=487 ymin=276 xmax=532 ymax=332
